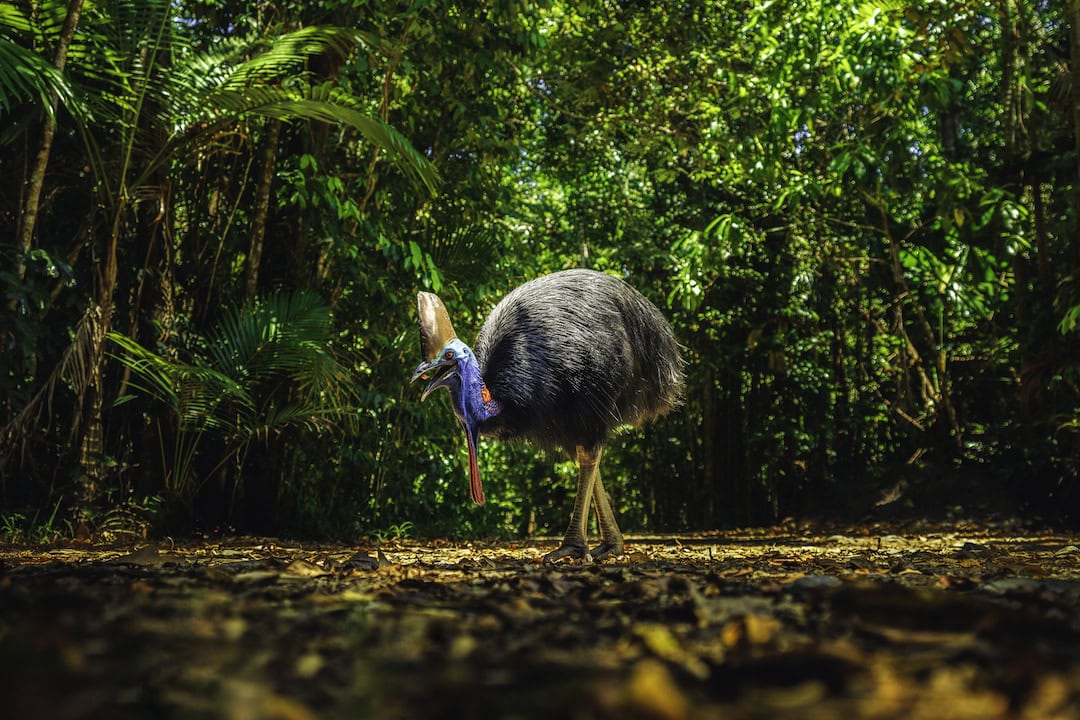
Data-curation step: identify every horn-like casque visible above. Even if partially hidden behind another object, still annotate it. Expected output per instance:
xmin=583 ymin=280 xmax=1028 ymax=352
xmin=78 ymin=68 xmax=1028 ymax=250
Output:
xmin=417 ymin=291 xmax=458 ymax=361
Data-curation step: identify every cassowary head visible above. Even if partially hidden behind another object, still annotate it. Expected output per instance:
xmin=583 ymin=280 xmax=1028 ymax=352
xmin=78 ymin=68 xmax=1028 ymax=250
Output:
xmin=410 ymin=291 xmax=495 ymax=505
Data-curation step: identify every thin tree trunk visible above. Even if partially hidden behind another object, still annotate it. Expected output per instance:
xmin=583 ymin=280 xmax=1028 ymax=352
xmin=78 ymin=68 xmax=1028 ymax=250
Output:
xmin=1033 ymin=182 xmax=1052 ymax=289
xmin=245 ymin=119 xmax=282 ymax=300
xmin=869 ymin=194 xmax=962 ymax=449
xmin=1000 ymin=0 xmax=1018 ymax=166
xmin=1067 ymin=0 xmax=1080 ymax=267
xmin=16 ymin=0 xmax=95 ymax=508
xmin=357 ymin=58 xmax=398 ymax=216
xmin=701 ymin=365 xmax=715 ymax=526
xmin=72 ymin=200 xmax=128 ymax=512
xmin=8 ymin=0 xmax=85 ymax=311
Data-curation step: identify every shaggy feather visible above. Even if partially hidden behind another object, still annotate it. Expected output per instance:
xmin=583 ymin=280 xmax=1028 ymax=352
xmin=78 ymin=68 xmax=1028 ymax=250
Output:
xmin=473 ymin=269 xmax=684 ymax=453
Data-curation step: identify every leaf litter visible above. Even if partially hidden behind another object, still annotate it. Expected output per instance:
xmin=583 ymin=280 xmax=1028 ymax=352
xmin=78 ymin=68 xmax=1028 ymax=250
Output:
xmin=1 ymin=520 xmax=1079 ymax=719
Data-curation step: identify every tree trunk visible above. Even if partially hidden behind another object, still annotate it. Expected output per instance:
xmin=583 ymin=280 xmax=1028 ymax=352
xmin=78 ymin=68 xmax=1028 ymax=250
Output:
xmin=72 ymin=200 xmax=128 ymax=512
xmin=8 ymin=0 xmax=85 ymax=312
xmin=876 ymin=199 xmax=962 ymax=449
xmin=9 ymin=0 xmax=95 ymax=507
xmin=1068 ymin=0 xmax=1080 ymax=268
xmin=245 ymin=119 xmax=282 ymax=300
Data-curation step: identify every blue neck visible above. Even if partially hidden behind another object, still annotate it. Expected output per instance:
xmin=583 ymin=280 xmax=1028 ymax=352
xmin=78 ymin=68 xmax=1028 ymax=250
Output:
xmin=450 ymin=352 xmax=501 ymax=428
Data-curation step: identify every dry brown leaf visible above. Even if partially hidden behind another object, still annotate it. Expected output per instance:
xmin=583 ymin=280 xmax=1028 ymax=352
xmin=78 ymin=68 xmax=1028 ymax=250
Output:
xmin=282 ymin=559 xmax=327 ymax=578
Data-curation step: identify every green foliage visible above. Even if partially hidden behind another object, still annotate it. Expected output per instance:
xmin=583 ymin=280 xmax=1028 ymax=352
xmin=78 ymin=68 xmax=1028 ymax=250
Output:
xmin=370 ymin=520 xmax=414 ymax=543
xmin=3 ymin=0 xmax=1080 ymax=538
xmin=0 ymin=498 xmax=69 ymax=543
xmin=0 ymin=0 xmax=86 ymax=120
xmin=108 ymin=290 xmax=358 ymax=500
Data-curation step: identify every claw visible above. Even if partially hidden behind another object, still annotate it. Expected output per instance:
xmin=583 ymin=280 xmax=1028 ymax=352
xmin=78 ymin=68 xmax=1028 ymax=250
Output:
xmin=542 ymin=543 xmax=589 ymax=563
xmin=588 ymin=542 xmax=624 ymax=561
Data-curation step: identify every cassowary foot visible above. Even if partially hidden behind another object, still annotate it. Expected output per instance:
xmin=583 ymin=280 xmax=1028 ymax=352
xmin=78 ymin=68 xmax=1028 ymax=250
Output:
xmin=542 ymin=543 xmax=589 ymax=563
xmin=587 ymin=542 xmax=624 ymax=561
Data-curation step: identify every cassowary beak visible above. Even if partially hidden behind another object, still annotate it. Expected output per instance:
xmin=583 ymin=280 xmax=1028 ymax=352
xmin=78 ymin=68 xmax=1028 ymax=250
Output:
xmin=410 ymin=357 xmax=458 ymax=401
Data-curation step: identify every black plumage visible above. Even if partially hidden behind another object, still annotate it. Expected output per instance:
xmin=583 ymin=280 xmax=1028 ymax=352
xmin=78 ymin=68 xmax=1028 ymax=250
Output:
xmin=476 ymin=269 xmax=683 ymax=448
xmin=412 ymin=269 xmax=684 ymax=561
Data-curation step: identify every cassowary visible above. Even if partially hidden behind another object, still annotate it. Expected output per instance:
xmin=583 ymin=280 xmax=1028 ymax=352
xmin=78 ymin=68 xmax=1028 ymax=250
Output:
xmin=410 ymin=269 xmax=684 ymax=562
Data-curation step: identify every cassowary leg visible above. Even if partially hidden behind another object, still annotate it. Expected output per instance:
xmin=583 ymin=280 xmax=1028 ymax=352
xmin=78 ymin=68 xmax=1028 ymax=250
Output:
xmin=588 ymin=471 xmax=624 ymax=560
xmin=542 ymin=445 xmax=602 ymax=562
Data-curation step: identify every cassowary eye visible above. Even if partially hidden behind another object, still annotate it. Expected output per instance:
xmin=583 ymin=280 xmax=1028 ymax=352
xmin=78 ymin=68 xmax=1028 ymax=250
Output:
xmin=444 ymin=350 xmax=454 ymax=360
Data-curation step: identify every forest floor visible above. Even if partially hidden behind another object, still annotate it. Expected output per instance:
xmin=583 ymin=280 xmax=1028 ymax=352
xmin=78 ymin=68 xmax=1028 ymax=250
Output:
xmin=2 ymin=519 xmax=1080 ymax=719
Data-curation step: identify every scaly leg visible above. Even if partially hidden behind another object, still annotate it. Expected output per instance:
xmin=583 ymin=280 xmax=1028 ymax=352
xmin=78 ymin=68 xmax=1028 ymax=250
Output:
xmin=543 ymin=445 xmax=602 ymax=562
xmin=589 ymin=470 xmax=624 ymax=560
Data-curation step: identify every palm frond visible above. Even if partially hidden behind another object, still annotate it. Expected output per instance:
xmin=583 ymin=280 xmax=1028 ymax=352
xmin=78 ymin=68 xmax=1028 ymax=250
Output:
xmin=60 ymin=4 xmax=436 ymax=197
xmin=104 ymin=290 xmax=359 ymax=490
xmin=222 ymin=25 xmax=359 ymax=89
xmin=309 ymin=82 xmax=439 ymax=195
xmin=65 ymin=0 xmax=192 ymax=195
xmin=0 ymin=36 xmax=76 ymax=116
xmin=109 ymin=332 xmax=255 ymax=432
xmin=245 ymin=401 xmax=353 ymax=441
xmin=206 ymin=83 xmax=437 ymax=193
xmin=205 ymin=290 xmax=361 ymax=430
xmin=0 ymin=2 xmax=31 ymax=32
xmin=99 ymin=0 xmax=176 ymax=55
xmin=428 ymin=223 xmax=506 ymax=281
xmin=207 ymin=290 xmax=333 ymax=379
xmin=172 ymin=365 xmax=256 ymax=433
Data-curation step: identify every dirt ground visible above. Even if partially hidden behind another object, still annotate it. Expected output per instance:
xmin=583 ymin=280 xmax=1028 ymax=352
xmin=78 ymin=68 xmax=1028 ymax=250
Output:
xmin=2 ymin=519 xmax=1079 ymax=719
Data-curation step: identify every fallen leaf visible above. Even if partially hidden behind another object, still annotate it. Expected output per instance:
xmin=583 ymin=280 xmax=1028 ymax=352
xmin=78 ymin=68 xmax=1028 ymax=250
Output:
xmin=634 ymin=623 xmax=709 ymax=679
xmin=283 ymin=559 xmax=328 ymax=578
xmin=294 ymin=653 xmax=323 ymax=679
xmin=722 ymin=614 xmax=782 ymax=648
xmin=623 ymin=658 xmax=688 ymax=720
xmin=231 ymin=570 xmax=279 ymax=585
xmin=112 ymin=545 xmax=162 ymax=566
xmin=341 ymin=551 xmax=379 ymax=571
